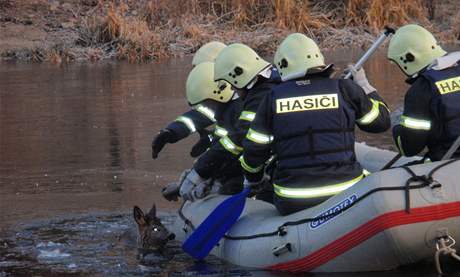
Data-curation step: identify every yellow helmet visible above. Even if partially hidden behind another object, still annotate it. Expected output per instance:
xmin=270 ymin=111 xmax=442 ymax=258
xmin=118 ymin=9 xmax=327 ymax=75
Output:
xmin=186 ymin=62 xmax=234 ymax=105
xmin=274 ymin=33 xmax=325 ymax=81
xmin=388 ymin=24 xmax=446 ymax=76
xmin=213 ymin=43 xmax=270 ymax=89
xmin=192 ymin=41 xmax=227 ymax=66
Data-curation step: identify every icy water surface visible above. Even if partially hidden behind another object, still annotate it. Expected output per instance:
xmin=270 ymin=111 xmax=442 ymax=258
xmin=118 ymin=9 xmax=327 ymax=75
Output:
xmin=0 ymin=212 xmax=259 ymax=276
xmin=1 ymin=50 xmax=459 ymax=276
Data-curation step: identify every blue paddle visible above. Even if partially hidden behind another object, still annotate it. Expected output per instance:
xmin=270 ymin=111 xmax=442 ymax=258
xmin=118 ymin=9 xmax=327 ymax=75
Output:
xmin=182 ymin=27 xmax=395 ymax=260
xmin=182 ymin=187 xmax=251 ymax=260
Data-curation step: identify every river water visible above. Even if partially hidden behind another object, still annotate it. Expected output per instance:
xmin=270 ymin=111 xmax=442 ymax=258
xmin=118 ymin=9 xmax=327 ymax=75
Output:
xmin=0 ymin=50 xmax=458 ymax=276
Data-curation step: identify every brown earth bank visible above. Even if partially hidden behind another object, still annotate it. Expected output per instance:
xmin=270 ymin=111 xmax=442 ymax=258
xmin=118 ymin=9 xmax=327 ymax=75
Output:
xmin=0 ymin=0 xmax=459 ymax=63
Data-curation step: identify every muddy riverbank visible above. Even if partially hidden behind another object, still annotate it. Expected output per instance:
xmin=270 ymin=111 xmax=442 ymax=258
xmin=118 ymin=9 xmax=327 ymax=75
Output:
xmin=0 ymin=0 xmax=459 ymax=63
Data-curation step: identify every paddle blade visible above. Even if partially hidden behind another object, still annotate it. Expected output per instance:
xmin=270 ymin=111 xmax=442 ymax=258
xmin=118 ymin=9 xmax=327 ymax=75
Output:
xmin=182 ymin=188 xmax=251 ymax=260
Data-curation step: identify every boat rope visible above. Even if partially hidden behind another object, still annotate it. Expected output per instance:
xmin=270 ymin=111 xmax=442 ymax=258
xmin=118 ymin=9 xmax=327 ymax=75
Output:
xmin=178 ymin=159 xmax=458 ymax=240
xmin=434 ymin=235 xmax=460 ymax=275
xmin=178 ymin=201 xmax=196 ymax=232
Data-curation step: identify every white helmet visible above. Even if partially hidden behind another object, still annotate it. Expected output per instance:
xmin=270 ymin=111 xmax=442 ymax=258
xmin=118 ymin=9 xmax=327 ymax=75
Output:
xmin=192 ymin=41 xmax=227 ymax=66
xmin=274 ymin=33 xmax=325 ymax=81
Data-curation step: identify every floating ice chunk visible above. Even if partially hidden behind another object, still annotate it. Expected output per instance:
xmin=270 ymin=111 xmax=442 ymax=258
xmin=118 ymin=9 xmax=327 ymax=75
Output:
xmin=37 ymin=241 xmax=63 ymax=248
xmin=38 ymin=249 xmax=71 ymax=259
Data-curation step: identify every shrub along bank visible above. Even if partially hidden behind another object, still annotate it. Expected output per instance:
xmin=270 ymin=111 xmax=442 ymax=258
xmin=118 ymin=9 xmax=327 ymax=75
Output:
xmin=0 ymin=0 xmax=458 ymax=63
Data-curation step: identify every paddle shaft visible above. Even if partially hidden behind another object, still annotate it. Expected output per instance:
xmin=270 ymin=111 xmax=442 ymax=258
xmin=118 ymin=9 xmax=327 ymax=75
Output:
xmin=343 ymin=26 xmax=396 ymax=169
xmin=441 ymin=135 xmax=460 ymax=160
xmin=344 ymin=26 xmax=395 ymax=79
xmin=346 ymin=27 xmax=397 ymax=170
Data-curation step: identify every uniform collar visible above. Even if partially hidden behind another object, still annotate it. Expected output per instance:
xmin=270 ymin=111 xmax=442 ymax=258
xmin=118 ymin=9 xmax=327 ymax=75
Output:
xmin=246 ymin=65 xmax=273 ymax=90
xmin=429 ymin=51 xmax=460 ymax=70
xmin=305 ymin=64 xmax=335 ymax=79
xmin=405 ymin=52 xmax=459 ymax=84
xmin=405 ymin=67 xmax=426 ymax=84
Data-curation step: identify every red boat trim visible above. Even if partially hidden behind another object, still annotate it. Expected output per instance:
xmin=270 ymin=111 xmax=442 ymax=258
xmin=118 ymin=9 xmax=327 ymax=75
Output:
xmin=269 ymin=201 xmax=460 ymax=272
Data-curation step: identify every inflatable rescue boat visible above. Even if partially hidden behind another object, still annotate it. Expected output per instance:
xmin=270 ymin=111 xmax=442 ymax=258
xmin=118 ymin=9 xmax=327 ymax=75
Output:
xmin=169 ymin=143 xmax=460 ymax=272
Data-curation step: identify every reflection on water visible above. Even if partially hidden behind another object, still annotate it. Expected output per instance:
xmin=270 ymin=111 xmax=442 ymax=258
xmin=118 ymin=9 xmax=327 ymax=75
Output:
xmin=0 ymin=59 xmax=196 ymax=227
xmin=0 ymin=50 xmax=406 ymax=226
xmin=0 ymin=50 xmax=458 ymax=276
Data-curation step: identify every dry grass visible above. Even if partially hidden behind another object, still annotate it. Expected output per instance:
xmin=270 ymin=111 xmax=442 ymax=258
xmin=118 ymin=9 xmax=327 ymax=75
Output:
xmin=47 ymin=50 xmax=62 ymax=64
xmin=452 ymin=13 xmax=460 ymax=41
xmin=52 ymin=0 xmax=460 ymax=62
xmin=117 ymin=0 xmax=433 ymax=61
xmin=77 ymin=2 xmax=167 ymax=62
xmin=366 ymin=0 xmax=428 ymax=31
xmin=273 ymin=0 xmax=324 ymax=30
xmin=0 ymin=0 xmax=12 ymax=9
xmin=99 ymin=3 xmax=167 ymax=62
xmin=346 ymin=0 xmax=429 ymax=29
xmin=436 ymin=10 xmax=460 ymax=43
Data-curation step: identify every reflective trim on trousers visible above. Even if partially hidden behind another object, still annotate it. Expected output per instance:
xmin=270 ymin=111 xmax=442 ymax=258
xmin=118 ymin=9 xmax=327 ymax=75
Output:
xmin=239 ymin=155 xmax=264 ymax=173
xmin=273 ymin=174 xmax=364 ymax=199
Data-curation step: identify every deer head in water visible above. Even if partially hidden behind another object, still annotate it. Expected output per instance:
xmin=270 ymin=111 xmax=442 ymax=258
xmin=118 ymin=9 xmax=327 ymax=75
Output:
xmin=133 ymin=204 xmax=175 ymax=254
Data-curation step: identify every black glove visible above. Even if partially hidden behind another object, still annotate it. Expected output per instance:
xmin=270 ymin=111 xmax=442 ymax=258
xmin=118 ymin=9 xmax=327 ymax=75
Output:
xmin=151 ymin=129 xmax=174 ymax=159
xmin=190 ymin=129 xmax=213 ymax=158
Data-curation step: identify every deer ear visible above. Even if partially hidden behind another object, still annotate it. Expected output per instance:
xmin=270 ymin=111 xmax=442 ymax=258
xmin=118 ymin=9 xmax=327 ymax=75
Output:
xmin=133 ymin=206 xmax=147 ymax=226
xmin=147 ymin=203 xmax=157 ymax=219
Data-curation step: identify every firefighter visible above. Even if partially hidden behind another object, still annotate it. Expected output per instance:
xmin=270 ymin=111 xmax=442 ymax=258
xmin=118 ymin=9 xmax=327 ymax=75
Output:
xmin=239 ymin=33 xmax=391 ymax=215
xmin=388 ymin=24 xmax=460 ymax=161
xmin=151 ymin=41 xmax=227 ymax=159
xmin=178 ymin=43 xmax=279 ymax=202
xmin=161 ymin=61 xmax=242 ymax=200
